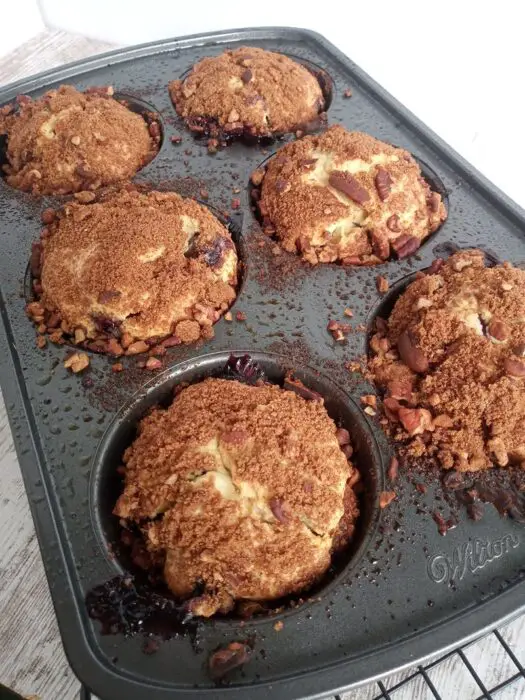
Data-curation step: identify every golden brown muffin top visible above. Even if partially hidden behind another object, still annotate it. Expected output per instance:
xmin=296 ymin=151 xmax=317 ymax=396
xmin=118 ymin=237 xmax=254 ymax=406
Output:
xmin=369 ymin=250 xmax=525 ymax=472
xmin=38 ymin=189 xmax=237 ymax=345
xmin=0 ymin=85 xmax=157 ymax=195
xmin=257 ymin=125 xmax=447 ymax=265
xmin=169 ymin=46 xmax=324 ymax=138
xmin=115 ymin=378 xmax=359 ymax=616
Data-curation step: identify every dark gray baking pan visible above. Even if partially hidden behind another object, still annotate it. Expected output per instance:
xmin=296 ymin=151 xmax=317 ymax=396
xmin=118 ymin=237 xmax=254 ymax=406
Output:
xmin=0 ymin=26 xmax=524 ymax=700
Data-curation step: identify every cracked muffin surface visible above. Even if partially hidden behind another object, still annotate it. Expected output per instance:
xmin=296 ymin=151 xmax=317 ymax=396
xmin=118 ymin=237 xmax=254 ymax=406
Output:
xmin=114 ymin=377 xmax=360 ymax=616
xmin=33 ymin=188 xmax=237 ymax=351
xmin=0 ymin=85 xmax=157 ymax=194
xmin=369 ymin=250 xmax=525 ymax=472
xmin=169 ymin=46 xmax=324 ymax=140
xmin=256 ymin=125 xmax=447 ymax=265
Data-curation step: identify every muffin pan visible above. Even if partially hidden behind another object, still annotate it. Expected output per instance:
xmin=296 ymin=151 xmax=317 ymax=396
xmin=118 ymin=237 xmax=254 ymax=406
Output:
xmin=1 ymin=26 xmax=525 ymax=700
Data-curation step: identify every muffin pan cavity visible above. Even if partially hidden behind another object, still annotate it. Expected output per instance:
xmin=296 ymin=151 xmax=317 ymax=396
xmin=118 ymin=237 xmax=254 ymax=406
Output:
xmin=89 ymin=351 xmax=382 ymax=619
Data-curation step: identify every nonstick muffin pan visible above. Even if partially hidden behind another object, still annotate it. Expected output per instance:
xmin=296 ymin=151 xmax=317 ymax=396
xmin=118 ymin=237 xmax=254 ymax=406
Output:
xmin=0 ymin=26 xmax=524 ymax=700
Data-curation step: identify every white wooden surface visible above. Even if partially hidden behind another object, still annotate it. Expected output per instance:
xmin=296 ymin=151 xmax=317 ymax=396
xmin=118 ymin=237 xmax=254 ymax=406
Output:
xmin=0 ymin=30 xmax=524 ymax=700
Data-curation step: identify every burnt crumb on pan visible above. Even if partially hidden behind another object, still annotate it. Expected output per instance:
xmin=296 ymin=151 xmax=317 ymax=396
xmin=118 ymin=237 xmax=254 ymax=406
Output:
xmin=169 ymin=46 xmax=326 ymax=146
xmin=113 ymin=375 xmax=360 ymax=617
xmin=26 ymin=187 xmax=238 ymax=356
xmin=0 ymin=85 xmax=159 ymax=195
xmin=253 ymin=125 xmax=446 ymax=265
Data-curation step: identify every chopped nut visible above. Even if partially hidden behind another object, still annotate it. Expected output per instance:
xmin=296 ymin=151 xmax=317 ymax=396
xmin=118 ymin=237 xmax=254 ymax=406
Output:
xmin=41 ymin=208 xmax=56 ymax=225
xmin=74 ymin=328 xmax=86 ymax=344
xmin=388 ymin=456 xmax=399 ymax=482
xmin=170 ymin=135 xmax=182 ymax=144
xmin=504 ymin=357 xmax=525 ymax=377
xmin=360 ymin=395 xmax=377 ymax=409
xmin=231 ymin=198 xmax=241 ymax=209
xmin=344 ymin=308 xmax=353 ymax=318
xmin=251 ymin=168 xmax=265 ymax=186
xmin=36 ymin=335 xmax=47 ymax=349
xmin=126 ymin=340 xmax=149 ymax=355
xmin=327 ymin=319 xmax=351 ymax=341
xmin=145 ymin=357 xmax=162 ymax=370
xmin=74 ymin=191 xmax=96 ymax=203
xmin=64 ymin=352 xmax=89 ymax=373
xmin=398 ymin=407 xmax=433 ymax=436
xmin=397 ymin=330 xmax=429 ymax=373
xmin=374 ymin=168 xmax=392 ymax=201
xmin=364 ymin=406 xmax=376 ymax=416
xmin=224 ymin=311 xmax=233 ymax=322
xmin=70 ymin=135 xmax=81 ymax=146
xmin=343 ymin=88 xmax=352 ymax=98
xmin=376 ymin=275 xmax=389 ymax=293
xmin=120 ymin=332 xmax=134 ymax=349
xmin=112 ymin=362 xmax=124 ymax=373
xmin=379 ymin=491 xmax=396 ymax=508
xmin=273 ymin=621 xmax=284 ymax=631
xmin=487 ymin=318 xmax=510 ymax=342
xmin=236 ymin=311 xmax=246 ymax=321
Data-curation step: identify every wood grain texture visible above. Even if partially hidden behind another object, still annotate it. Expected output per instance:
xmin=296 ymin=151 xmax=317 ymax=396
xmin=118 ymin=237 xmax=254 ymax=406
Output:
xmin=0 ymin=28 xmax=524 ymax=700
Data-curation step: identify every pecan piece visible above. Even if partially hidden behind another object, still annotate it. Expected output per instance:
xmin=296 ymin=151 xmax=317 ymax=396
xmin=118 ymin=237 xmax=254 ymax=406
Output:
xmin=392 ymin=234 xmax=421 ymax=259
xmin=370 ymin=228 xmax=390 ymax=260
xmin=269 ymin=497 xmax=289 ymax=523
xmin=388 ymin=456 xmax=399 ymax=482
xmin=379 ymin=491 xmax=396 ymax=508
xmin=241 ymin=68 xmax=252 ymax=83
xmin=374 ymin=168 xmax=392 ymax=201
xmin=376 ymin=275 xmax=389 ymax=293
xmin=209 ymin=642 xmax=251 ymax=681
xmin=386 ymin=214 xmax=400 ymax=232
xmin=504 ymin=357 xmax=525 ymax=377
xmin=487 ymin=318 xmax=510 ymax=342
xmin=397 ymin=330 xmax=429 ymax=373
xmin=328 ymin=171 xmax=369 ymax=205
xmin=398 ymin=407 xmax=433 ymax=436
xmin=335 ymin=427 xmax=351 ymax=446
xmin=251 ymin=168 xmax=265 ymax=186
xmin=64 ymin=352 xmax=89 ymax=373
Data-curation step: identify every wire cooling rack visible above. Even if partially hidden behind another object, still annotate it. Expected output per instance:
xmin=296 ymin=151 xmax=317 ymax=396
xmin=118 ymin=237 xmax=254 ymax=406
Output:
xmin=78 ymin=614 xmax=525 ymax=700
xmin=340 ymin=614 xmax=525 ymax=700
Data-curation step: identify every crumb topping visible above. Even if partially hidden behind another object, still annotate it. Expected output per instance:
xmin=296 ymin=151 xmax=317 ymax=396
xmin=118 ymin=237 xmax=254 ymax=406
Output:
xmin=369 ymin=250 xmax=525 ymax=471
xmin=114 ymin=378 xmax=359 ymax=616
xmin=0 ymin=86 xmax=157 ymax=194
xmin=257 ymin=125 xmax=446 ymax=265
xmin=169 ymin=46 xmax=324 ymax=139
xmin=33 ymin=189 xmax=237 ymax=349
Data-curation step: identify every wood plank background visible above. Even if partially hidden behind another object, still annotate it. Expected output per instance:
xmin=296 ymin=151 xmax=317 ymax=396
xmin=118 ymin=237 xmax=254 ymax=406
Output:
xmin=0 ymin=29 xmax=523 ymax=700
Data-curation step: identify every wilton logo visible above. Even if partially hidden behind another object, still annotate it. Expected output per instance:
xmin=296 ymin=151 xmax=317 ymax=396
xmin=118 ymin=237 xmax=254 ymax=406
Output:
xmin=427 ymin=534 xmax=520 ymax=584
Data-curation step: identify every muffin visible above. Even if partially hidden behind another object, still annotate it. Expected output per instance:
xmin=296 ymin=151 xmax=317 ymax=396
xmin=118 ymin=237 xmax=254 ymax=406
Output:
xmin=169 ymin=47 xmax=325 ymax=144
xmin=0 ymin=86 xmax=158 ymax=195
xmin=254 ymin=125 xmax=447 ymax=265
xmin=27 ymin=188 xmax=237 ymax=354
xmin=114 ymin=377 xmax=360 ymax=616
xmin=369 ymin=250 xmax=525 ymax=471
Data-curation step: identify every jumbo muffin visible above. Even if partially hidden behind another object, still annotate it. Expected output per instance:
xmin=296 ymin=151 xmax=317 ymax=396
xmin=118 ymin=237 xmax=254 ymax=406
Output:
xmin=254 ymin=125 xmax=447 ymax=265
xmin=27 ymin=188 xmax=237 ymax=353
xmin=114 ymin=377 xmax=360 ymax=616
xmin=369 ymin=250 xmax=525 ymax=472
xmin=0 ymin=86 xmax=158 ymax=195
xmin=169 ymin=47 xmax=325 ymax=142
